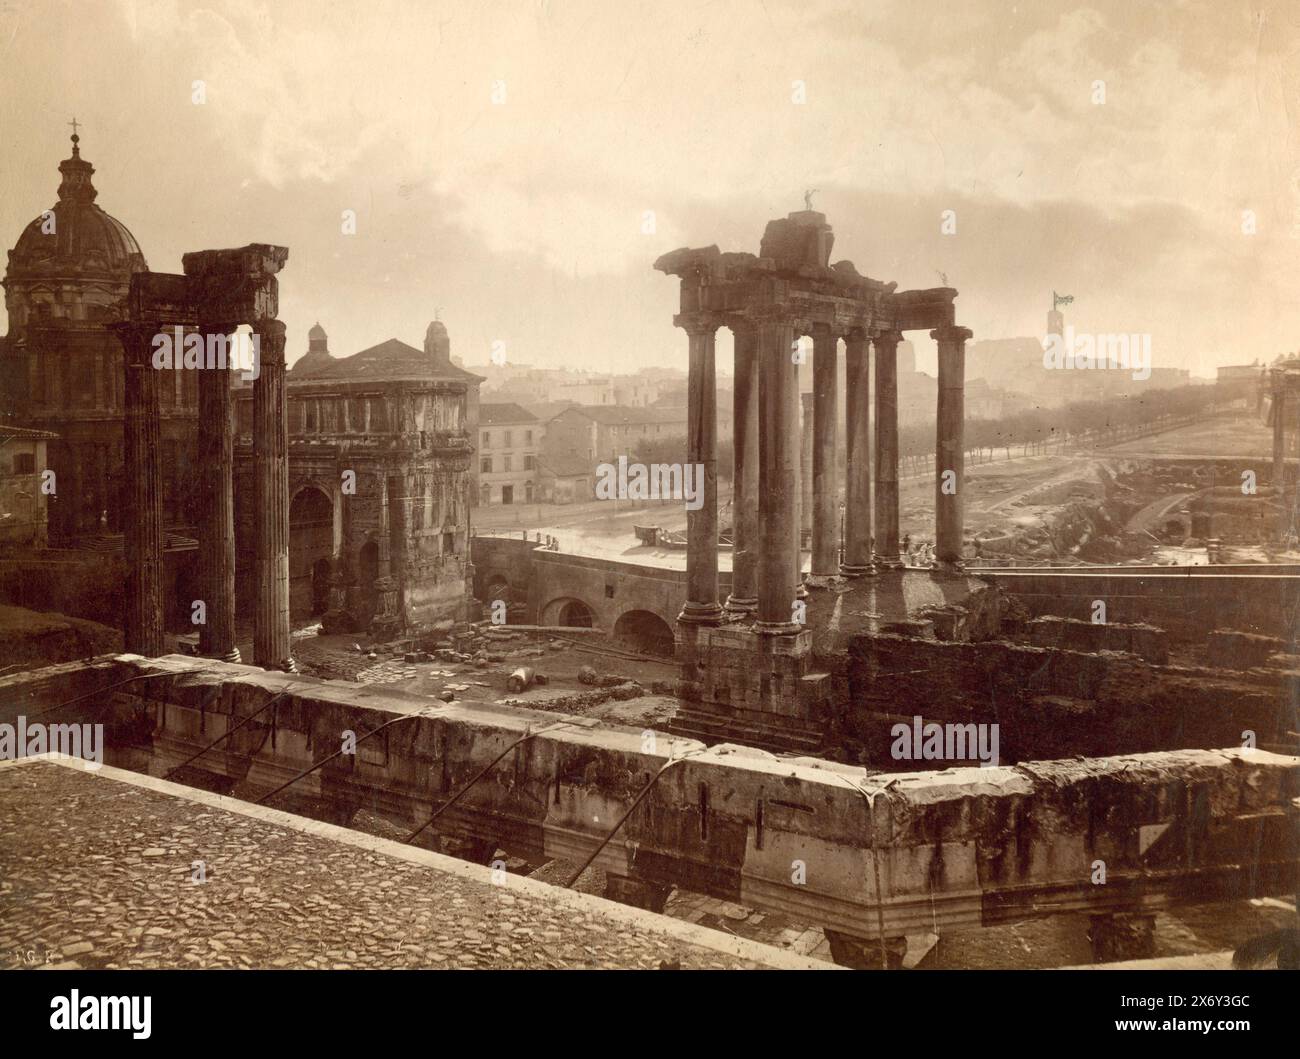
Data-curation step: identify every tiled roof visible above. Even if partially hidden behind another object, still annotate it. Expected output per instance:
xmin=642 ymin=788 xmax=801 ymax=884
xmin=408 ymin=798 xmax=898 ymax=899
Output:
xmin=479 ymin=402 xmax=537 ymax=426
xmin=521 ymin=402 xmax=579 ymax=422
xmin=290 ymin=338 xmax=484 ymax=384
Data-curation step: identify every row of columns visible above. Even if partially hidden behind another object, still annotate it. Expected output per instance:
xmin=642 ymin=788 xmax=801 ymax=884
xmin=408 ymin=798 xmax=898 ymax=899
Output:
xmin=118 ymin=317 xmax=293 ymax=670
xmin=677 ymin=315 xmax=970 ymax=633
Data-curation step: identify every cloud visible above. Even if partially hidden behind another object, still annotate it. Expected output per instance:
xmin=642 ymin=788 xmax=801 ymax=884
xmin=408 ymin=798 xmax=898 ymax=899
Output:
xmin=0 ymin=0 xmax=1295 ymax=376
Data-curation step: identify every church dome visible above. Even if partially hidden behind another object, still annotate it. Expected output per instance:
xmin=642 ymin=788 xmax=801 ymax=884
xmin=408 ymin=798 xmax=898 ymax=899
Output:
xmin=6 ymin=135 xmax=147 ymax=282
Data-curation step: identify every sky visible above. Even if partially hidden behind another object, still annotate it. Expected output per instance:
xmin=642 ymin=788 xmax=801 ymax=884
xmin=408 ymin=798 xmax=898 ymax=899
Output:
xmin=2 ymin=0 xmax=1298 ymax=378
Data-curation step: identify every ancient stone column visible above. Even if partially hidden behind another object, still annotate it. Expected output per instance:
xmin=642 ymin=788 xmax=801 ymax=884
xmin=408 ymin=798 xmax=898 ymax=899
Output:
xmin=118 ymin=323 xmax=165 ymax=656
xmin=841 ymin=330 xmax=873 ymax=576
xmin=725 ymin=321 xmax=760 ymax=615
xmin=811 ymin=324 xmax=839 ymax=575
xmin=873 ymin=331 xmax=903 ymax=568
xmin=253 ymin=318 xmax=294 ymax=671
xmin=1273 ymin=377 xmax=1288 ymax=539
xmin=933 ymin=325 xmax=972 ymax=571
xmin=678 ymin=314 xmax=722 ymax=625
xmin=757 ymin=315 xmax=800 ymax=632
xmin=197 ymin=325 xmax=240 ymax=662
xmin=795 ymin=389 xmax=806 ymax=571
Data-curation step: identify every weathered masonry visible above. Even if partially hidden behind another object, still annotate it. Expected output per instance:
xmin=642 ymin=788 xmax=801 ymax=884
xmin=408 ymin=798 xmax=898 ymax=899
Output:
xmin=5 ymin=655 xmax=1296 ymax=969
xmin=114 ymin=246 xmax=292 ymax=670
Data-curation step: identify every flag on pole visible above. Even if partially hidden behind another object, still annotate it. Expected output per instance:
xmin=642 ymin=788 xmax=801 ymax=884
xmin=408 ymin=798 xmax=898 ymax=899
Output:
xmin=1053 ymin=290 xmax=1074 ymax=310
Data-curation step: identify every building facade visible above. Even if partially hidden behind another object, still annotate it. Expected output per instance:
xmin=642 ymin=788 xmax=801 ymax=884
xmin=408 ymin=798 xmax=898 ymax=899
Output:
xmin=279 ymin=324 xmax=480 ymax=633
xmin=477 ymin=402 xmax=540 ymax=505
xmin=0 ymin=136 xmax=202 ymax=541
xmin=0 ymin=426 xmax=56 ymax=547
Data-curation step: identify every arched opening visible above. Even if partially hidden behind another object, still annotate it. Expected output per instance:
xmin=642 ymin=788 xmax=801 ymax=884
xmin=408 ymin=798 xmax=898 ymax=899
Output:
xmin=542 ymin=596 xmax=594 ymax=628
xmin=289 ymin=486 xmax=334 ymax=623
xmin=558 ymin=599 xmax=593 ymax=627
xmin=613 ymin=609 xmax=674 ymax=657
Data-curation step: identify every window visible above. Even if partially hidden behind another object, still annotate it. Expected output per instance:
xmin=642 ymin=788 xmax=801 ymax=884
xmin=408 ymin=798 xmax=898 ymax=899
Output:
xmin=503 ymin=455 xmax=513 ymax=472
xmin=480 ymin=483 xmax=491 ymax=504
xmin=480 ymin=457 xmax=492 ymax=474
xmin=524 ymin=455 xmax=534 ymax=471
xmin=504 ymin=429 xmax=512 ymax=447
xmin=481 ymin=430 xmax=490 ymax=447
xmin=525 ymin=430 xmax=533 ymax=444
xmin=443 ymin=531 xmax=456 ymax=555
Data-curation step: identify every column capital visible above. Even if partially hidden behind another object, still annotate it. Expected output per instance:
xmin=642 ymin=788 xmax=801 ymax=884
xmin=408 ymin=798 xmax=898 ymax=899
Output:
xmin=872 ymin=329 xmax=903 ymax=349
xmin=674 ymin=311 xmax=723 ymax=336
xmin=931 ymin=325 xmax=973 ymax=344
xmin=112 ymin=320 xmax=162 ymax=368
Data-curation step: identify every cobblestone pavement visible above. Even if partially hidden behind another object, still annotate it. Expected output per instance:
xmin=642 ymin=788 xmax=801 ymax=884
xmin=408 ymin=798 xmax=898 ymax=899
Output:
xmin=0 ymin=760 xmax=821 ymax=971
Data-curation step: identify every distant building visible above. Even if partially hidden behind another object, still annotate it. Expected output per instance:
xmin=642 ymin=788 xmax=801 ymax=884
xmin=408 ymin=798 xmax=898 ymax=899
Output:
xmin=967 ymin=307 xmax=1193 ymax=409
xmin=478 ymin=402 xmax=540 ymax=505
xmin=0 ymin=425 xmax=56 ymax=546
xmin=538 ymin=404 xmax=695 ymax=503
xmin=1218 ymin=360 xmax=1263 ymax=400
xmin=479 ymin=362 xmax=680 ymax=409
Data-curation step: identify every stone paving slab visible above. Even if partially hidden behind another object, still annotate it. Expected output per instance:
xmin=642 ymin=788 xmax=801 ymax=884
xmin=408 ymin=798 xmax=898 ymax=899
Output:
xmin=0 ymin=756 xmax=831 ymax=971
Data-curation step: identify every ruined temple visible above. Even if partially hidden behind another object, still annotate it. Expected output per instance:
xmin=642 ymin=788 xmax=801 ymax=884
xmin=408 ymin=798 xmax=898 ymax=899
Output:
xmin=656 ymin=209 xmax=982 ymax=750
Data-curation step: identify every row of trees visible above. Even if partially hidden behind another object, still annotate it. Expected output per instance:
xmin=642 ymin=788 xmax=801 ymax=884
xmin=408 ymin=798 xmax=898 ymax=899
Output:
xmin=634 ymin=382 xmax=1234 ymax=479
xmin=899 ymin=382 xmax=1231 ymax=473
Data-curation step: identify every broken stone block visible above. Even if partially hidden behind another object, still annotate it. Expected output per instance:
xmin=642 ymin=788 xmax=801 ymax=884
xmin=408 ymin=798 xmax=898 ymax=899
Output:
xmin=1207 ymin=629 xmax=1284 ymax=670
xmin=506 ymin=667 xmax=535 ymax=693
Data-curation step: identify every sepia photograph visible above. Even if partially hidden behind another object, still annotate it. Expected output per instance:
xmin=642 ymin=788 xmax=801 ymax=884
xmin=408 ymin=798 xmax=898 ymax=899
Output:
xmin=0 ymin=0 xmax=1297 ymax=1042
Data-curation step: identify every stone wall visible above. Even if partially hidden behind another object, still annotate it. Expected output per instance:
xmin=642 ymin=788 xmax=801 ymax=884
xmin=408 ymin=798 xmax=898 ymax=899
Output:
xmin=844 ymin=633 xmax=1294 ymax=765
xmin=990 ymin=568 xmax=1300 ymax=645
